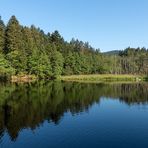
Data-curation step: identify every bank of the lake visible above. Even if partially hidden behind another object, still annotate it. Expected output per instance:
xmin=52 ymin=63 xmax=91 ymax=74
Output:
xmin=10 ymin=75 xmax=37 ymax=82
xmin=61 ymin=74 xmax=147 ymax=82
xmin=0 ymin=74 xmax=147 ymax=83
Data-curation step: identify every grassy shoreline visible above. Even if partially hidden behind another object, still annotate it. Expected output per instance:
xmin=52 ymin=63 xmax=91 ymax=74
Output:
xmin=10 ymin=75 xmax=37 ymax=82
xmin=0 ymin=74 xmax=147 ymax=83
xmin=61 ymin=74 xmax=147 ymax=82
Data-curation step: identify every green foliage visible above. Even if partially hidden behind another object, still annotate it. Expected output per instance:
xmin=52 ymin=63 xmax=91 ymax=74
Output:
xmin=5 ymin=16 xmax=22 ymax=52
xmin=5 ymin=16 xmax=27 ymax=74
xmin=28 ymin=51 xmax=52 ymax=79
xmin=0 ymin=53 xmax=15 ymax=79
xmin=0 ymin=16 xmax=5 ymax=53
xmin=0 ymin=16 xmax=148 ymax=80
xmin=119 ymin=47 xmax=148 ymax=74
xmin=63 ymin=52 xmax=76 ymax=75
xmin=50 ymin=46 xmax=64 ymax=78
xmin=6 ymin=50 xmax=25 ymax=74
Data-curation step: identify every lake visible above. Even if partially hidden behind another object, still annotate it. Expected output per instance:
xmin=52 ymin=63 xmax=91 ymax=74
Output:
xmin=0 ymin=81 xmax=148 ymax=148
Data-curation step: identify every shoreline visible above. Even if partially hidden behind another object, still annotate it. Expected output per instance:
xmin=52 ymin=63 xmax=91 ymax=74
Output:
xmin=0 ymin=74 xmax=147 ymax=83
xmin=10 ymin=75 xmax=37 ymax=83
xmin=60 ymin=74 xmax=147 ymax=82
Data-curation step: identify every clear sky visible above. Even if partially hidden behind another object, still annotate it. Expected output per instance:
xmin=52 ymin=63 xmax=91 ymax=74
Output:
xmin=0 ymin=0 xmax=148 ymax=52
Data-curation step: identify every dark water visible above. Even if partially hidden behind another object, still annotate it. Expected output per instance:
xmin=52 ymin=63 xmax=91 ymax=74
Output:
xmin=0 ymin=81 xmax=148 ymax=148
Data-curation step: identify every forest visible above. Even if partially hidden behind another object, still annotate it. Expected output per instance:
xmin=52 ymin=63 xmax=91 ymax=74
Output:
xmin=0 ymin=15 xmax=148 ymax=80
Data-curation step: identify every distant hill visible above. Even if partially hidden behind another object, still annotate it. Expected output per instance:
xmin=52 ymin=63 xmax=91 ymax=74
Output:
xmin=103 ymin=50 xmax=120 ymax=55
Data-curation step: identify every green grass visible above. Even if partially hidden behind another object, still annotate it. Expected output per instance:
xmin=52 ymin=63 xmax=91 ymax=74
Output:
xmin=61 ymin=74 xmax=147 ymax=82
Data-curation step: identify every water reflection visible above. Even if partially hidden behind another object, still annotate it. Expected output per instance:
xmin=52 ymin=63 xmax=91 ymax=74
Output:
xmin=0 ymin=81 xmax=148 ymax=141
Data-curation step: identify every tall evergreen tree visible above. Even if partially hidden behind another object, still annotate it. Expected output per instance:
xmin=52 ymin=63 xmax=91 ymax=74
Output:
xmin=5 ymin=16 xmax=27 ymax=73
xmin=5 ymin=15 xmax=22 ymax=52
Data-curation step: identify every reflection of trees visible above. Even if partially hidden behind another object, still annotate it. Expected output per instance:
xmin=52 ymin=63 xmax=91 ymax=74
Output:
xmin=104 ymin=83 xmax=148 ymax=105
xmin=0 ymin=82 xmax=148 ymax=141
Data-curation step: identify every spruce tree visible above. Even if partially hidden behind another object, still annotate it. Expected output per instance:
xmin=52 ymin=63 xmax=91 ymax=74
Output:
xmin=5 ymin=15 xmax=22 ymax=52
xmin=5 ymin=16 xmax=27 ymax=73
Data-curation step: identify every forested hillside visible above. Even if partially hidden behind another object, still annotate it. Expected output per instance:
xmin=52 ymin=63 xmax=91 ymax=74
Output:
xmin=103 ymin=50 xmax=120 ymax=55
xmin=0 ymin=16 xmax=148 ymax=79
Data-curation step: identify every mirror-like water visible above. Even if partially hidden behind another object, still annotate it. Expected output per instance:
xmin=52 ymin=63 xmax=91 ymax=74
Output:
xmin=0 ymin=81 xmax=148 ymax=148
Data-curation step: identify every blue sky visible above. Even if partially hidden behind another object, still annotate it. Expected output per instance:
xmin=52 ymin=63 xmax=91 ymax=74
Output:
xmin=0 ymin=0 xmax=148 ymax=52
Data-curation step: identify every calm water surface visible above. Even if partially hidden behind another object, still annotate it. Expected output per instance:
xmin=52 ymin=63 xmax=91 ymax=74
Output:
xmin=0 ymin=81 xmax=148 ymax=148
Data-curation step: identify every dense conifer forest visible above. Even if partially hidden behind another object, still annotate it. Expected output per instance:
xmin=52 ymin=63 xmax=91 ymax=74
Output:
xmin=0 ymin=16 xmax=148 ymax=79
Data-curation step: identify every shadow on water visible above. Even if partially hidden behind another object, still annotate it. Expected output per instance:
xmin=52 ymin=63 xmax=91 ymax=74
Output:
xmin=145 ymin=76 xmax=148 ymax=81
xmin=0 ymin=81 xmax=148 ymax=141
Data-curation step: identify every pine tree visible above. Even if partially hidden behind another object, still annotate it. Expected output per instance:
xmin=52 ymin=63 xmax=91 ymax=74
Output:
xmin=5 ymin=15 xmax=22 ymax=52
xmin=5 ymin=16 xmax=27 ymax=73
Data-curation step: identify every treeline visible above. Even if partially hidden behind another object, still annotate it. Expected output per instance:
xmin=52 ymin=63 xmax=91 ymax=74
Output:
xmin=0 ymin=16 xmax=148 ymax=79
xmin=118 ymin=47 xmax=148 ymax=74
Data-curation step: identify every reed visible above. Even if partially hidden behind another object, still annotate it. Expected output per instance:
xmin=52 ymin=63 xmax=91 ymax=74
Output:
xmin=61 ymin=74 xmax=146 ymax=82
